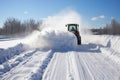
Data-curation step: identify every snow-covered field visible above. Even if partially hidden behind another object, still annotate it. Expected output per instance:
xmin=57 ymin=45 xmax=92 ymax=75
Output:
xmin=0 ymin=10 xmax=120 ymax=80
xmin=0 ymin=34 xmax=120 ymax=80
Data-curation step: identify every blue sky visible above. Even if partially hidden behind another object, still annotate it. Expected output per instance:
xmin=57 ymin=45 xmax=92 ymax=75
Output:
xmin=0 ymin=0 xmax=120 ymax=28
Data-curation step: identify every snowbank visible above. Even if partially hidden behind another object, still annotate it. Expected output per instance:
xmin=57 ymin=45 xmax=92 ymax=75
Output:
xmin=83 ymin=35 xmax=120 ymax=64
xmin=99 ymin=35 xmax=120 ymax=64
xmin=0 ymin=43 xmax=26 ymax=64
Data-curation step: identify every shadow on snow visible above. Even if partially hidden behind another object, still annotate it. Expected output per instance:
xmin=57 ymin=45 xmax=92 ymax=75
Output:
xmin=51 ymin=43 xmax=101 ymax=53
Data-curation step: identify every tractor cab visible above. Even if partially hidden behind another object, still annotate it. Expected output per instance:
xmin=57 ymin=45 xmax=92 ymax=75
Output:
xmin=66 ymin=24 xmax=81 ymax=45
xmin=68 ymin=24 xmax=79 ymax=32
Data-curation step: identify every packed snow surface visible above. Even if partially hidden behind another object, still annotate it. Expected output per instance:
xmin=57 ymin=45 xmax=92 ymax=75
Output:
xmin=0 ymin=34 xmax=120 ymax=80
xmin=0 ymin=10 xmax=120 ymax=80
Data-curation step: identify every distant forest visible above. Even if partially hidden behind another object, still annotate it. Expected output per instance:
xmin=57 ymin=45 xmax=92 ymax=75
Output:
xmin=91 ymin=19 xmax=120 ymax=35
xmin=0 ymin=18 xmax=120 ymax=36
xmin=0 ymin=18 xmax=41 ymax=36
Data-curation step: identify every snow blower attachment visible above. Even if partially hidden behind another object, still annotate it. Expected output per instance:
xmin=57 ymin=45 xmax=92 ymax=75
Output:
xmin=66 ymin=24 xmax=81 ymax=45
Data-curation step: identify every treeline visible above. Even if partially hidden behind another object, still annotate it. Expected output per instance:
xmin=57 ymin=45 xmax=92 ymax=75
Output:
xmin=0 ymin=18 xmax=41 ymax=36
xmin=91 ymin=19 xmax=120 ymax=35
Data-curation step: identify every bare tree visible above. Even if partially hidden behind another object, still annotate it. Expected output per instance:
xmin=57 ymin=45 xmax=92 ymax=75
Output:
xmin=91 ymin=19 xmax=120 ymax=35
xmin=0 ymin=18 xmax=41 ymax=36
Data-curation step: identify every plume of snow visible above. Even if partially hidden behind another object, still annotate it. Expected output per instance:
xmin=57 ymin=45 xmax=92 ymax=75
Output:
xmin=23 ymin=9 xmax=91 ymax=50
xmin=39 ymin=9 xmax=82 ymax=32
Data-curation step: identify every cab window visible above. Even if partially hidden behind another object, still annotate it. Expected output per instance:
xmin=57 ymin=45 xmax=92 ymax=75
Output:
xmin=68 ymin=25 xmax=77 ymax=31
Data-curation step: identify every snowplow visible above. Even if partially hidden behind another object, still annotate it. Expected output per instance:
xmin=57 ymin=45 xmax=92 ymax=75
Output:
xmin=66 ymin=24 xmax=81 ymax=45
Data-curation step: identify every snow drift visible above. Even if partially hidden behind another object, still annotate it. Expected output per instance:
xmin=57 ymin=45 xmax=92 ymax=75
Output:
xmin=0 ymin=43 xmax=26 ymax=64
xmin=83 ymin=35 xmax=120 ymax=64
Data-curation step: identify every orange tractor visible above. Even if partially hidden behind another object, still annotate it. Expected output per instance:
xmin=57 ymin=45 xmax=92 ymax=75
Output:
xmin=66 ymin=24 xmax=81 ymax=45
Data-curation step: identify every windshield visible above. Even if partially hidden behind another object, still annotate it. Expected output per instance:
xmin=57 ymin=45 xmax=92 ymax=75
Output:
xmin=68 ymin=25 xmax=77 ymax=31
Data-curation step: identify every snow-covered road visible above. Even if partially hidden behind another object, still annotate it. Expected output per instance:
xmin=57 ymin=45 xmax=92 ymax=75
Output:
xmin=42 ymin=51 xmax=120 ymax=80
xmin=0 ymin=35 xmax=120 ymax=80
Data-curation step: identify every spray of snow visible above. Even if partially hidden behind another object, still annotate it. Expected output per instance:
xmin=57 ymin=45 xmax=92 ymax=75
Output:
xmin=23 ymin=9 xmax=90 ymax=50
xmin=40 ymin=9 xmax=81 ymax=31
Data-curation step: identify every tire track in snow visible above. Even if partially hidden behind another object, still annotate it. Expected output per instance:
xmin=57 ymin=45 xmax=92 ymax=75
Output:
xmin=77 ymin=53 xmax=95 ymax=80
xmin=0 ymin=50 xmax=51 ymax=80
xmin=0 ymin=49 xmax=37 ymax=75
xmin=66 ymin=52 xmax=74 ymax=80
xmin=93 ymin=53 xmax=120 ymax=80
xmin=67 ymin=52 xmax=94 ymax=80
xmin=78 ymin=53 xmax=120 ymax=80
xmin=42 ymin=52 xmax=95 ymax=80
xmin=29 ymin=50 xmax=55 ymax=80
xmin=42 ymin=52 xmax=67 ymax=80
